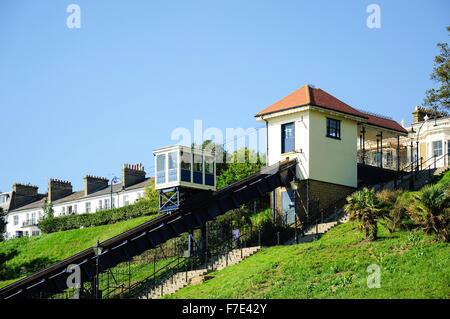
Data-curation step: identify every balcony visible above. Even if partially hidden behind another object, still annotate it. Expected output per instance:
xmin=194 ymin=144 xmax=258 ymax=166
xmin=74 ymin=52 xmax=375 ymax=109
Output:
xmin=22 ymin=219 xmax=38 ymax=227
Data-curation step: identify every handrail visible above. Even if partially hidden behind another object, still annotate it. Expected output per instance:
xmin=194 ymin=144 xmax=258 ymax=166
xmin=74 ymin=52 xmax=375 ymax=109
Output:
xmin=423 ymin=152 xmax=449 ymax=170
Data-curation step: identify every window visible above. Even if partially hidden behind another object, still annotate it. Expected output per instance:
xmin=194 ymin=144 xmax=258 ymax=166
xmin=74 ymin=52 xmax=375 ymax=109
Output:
xmin=193 ymin=154 xmax=203 ymax=184
xmin=74 ymin=204 xmax=77 ymax=214
xmin=99 ymin=200 xmax=103 ymax=210
xmin=386 ymin=151 xmax=393 ymax=167
xmin=0 ymin=195 xmax=6 ymax=204
xmin=168 ymin=151 xmax=178 ymax=182
xmin=433 ymin=141 xmax=443 ymax=157
xmin=104 ymin=199 xmax=110 ymax=209
xmin=156 ymin=154 xmax=166 ymax=184
xmin=14 ymin=215 xmax=18 ymax=226
xmin=326 ymin=118 xmax=341 ymax=139
xmin=281 ymin=122 xmax=295 ymax=153
xmin=124 ymin=195 xmax=129 ymax=206
xmin=180 ymin=150 xmax=191 ymax=182
xmin=205 ymin=156 xmax=214 ymax=186
xmin=61 ymin=207 xmax=66 ymax=215
xmin=85 ymin=202 xmax=91 ymax=213
xmin=31 ymin=212 xmax=36 ymax=224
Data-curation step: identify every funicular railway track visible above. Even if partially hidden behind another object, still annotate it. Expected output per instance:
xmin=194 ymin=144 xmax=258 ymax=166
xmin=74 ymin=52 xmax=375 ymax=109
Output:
xmin=0 ymin=159 xmax=297 ymax=299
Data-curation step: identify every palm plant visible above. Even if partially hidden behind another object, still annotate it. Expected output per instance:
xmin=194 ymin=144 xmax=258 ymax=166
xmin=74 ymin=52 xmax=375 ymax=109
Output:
xmin=410 ymin=184 xmax=449 ymax=242
xmin=377 ymin=189 xmax=409 ymax=233
xmin=344 ymin=188 xmax=385 ymax=241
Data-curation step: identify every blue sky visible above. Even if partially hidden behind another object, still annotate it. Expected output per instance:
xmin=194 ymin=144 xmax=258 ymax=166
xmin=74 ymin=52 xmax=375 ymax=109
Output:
xmin=0 ymin=0 xmax=449 ymax=193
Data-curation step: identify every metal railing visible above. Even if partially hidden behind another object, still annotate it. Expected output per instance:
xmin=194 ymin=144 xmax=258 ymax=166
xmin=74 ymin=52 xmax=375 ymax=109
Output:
xmin=391 ymin=152 xmax=449 ymax=191
xmin=22 ymin=220 xmax=38 ymax=227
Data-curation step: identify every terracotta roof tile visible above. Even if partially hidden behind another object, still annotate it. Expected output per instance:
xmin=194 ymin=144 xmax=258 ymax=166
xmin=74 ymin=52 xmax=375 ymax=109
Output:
xmin=255 ymin=85 xmax=368 ymax=118
xmin=255 ymin=85 xmax=407 ymax=133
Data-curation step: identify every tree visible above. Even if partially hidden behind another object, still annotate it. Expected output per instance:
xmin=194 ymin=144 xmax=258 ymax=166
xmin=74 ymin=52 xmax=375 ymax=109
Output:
xmin=344 ymin=188 xmax=385 ymax=241
xmin=409 ymin=184 xmax=449 ymax=242
xmin=216 ymin=147 xmax=265 ymax=189
xmin=423 ymin=26 xmax=450 ymax=112
xmin=42 ymin=198 xmax=54 ymax=219
xmin=0 ymin=207 xmax=6 ymax=241
xmin=142 ymin=179 xmax=158 ymax=203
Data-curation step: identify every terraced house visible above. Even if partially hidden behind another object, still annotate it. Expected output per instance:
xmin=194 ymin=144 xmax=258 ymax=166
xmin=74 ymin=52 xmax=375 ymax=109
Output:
xmin=255 ymin=85 xmax=408 ymax=225
xmin=2 ymin=164 xmax=153 ymax=240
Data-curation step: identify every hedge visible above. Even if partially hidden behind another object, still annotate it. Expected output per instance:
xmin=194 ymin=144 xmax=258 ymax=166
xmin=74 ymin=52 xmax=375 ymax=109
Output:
xmin=38 ymin=199 xmax=160 ymax=234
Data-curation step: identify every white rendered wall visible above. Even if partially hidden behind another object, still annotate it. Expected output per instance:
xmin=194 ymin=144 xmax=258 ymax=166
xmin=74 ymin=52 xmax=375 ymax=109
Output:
xmin=5 ymin=187 xmax=147 ymax=240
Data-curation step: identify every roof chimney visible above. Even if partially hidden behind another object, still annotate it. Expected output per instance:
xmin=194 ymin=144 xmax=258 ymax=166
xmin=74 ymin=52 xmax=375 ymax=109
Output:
xmin=12 ymin=183 xmax=39 ymax=208
xmin=412 ymin=106 xmax=448 ymax=123
xmin=122 ymin=163 xmax=146 ymax=188
xmin=48 ymin=179 xmax=72 ymax=202
xmin=84 ymin=175 xmax=109 ymax=196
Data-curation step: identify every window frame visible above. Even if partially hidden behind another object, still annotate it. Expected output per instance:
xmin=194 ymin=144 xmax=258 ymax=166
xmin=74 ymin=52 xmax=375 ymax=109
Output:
xmin=281 ymin=122 xmax=295 ymax=154
xmin=326 ymin=118 xmax=341 ymax=140
xmin=432 ymin=140 xmax=443 ymax=157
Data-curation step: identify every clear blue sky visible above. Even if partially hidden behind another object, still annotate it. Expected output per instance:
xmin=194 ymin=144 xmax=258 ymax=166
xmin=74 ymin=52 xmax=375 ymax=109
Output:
xmin=0 ymin=0 xmax=448 ymax=193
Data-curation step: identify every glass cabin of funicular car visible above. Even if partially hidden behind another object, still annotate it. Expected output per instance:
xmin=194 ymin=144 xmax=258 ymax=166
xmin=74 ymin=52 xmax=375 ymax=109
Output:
xmin=153 ymin=145 xmax=216 ymax=191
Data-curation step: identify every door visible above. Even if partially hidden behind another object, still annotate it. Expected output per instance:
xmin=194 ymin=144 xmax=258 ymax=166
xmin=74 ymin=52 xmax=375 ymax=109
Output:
xmin=281 ymin=190 xmax=296 ymax=225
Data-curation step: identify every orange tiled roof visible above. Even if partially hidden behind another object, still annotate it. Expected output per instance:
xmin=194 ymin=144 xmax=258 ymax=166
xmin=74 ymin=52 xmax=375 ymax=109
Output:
xmin=255 ymin=85 xmax=407 ymax=133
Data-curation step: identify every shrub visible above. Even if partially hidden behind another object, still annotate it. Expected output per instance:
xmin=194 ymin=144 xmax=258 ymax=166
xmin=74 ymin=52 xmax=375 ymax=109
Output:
xmin=38 ymin=199 xmax=159 ymax=233
xmin=409 ymin=184 xmax=449 ymax=242
xmin=377 ymin=190 xmax=410 ymax=233
xmin=344 ymin=188 xmax=385 ymax=241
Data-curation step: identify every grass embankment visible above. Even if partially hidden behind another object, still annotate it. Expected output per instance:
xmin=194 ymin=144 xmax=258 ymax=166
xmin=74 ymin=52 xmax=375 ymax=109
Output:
xmin=0 ymin=214 xmax=160 ymax=288
xmin=166 ymin=222 xmax=449 ymax=299
xmin=166 ymin=172 xmax=450 ymax=299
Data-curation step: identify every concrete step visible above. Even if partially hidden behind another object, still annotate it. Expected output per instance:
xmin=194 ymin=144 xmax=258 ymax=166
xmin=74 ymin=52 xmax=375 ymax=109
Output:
xmin=139 ymin=246 xmax=261 ymax=299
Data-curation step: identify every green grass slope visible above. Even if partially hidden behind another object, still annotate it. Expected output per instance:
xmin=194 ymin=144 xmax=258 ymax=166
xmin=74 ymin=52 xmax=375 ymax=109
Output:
xmin=166 ymin=222 xmax=450 ymax=299
xmin=0 ymin=214 xmax=159 ymax=288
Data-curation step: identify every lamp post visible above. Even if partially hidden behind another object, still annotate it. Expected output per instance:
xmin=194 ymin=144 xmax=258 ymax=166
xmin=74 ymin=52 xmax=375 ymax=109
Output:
xmin=93 ymin=240 xmax=103 ymax=299
xmin=416 ymin=116 xmax=427 ymax=172
xmin=110 ymin=176 xmax=118 ymax=209
xmin=409 ymin=127 xmax=416 ymax=171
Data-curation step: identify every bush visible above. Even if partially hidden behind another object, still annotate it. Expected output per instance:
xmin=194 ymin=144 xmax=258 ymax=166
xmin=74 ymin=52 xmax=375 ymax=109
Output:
xmin=39 ymin=199 xmax=159 ymax=233
xmin=409 ymin=184 xmax=449 ymax=242
xmin=345 ymin=188 xmax=385 ymax=241
xmin=377 ymin=190 xmax=411 ymax=233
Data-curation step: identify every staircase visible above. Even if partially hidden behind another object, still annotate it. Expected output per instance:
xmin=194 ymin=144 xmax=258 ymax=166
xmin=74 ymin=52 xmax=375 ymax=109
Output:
xmin=284 ymin=208 xmax=349 ymax=245
xmin=136 ymin=246 xmax=261 ymax=299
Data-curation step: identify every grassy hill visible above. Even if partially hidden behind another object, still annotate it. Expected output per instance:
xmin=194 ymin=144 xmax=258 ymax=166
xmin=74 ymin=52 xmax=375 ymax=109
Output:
xmin=165 ymin=221 xmax=449 ymax=299
xmin=0 ymin=214 xmax=159 ymax=288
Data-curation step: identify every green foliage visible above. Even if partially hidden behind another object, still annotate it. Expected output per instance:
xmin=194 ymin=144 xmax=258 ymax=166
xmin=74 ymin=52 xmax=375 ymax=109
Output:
xmin=409 ymin=184 xmax=449 ymax=242
xmin=142 ymin=179 xmax=158 ymax=202
xmin=377 ymin=190 xmax=411 ymax=233
xmin=0 ymin=216 xmax=155 ymax=287
xmin=216 ymin=147 xmax=265 ymax=189
xmin=42 ymin=198 xmax=54 ymax=219
xmin=423 ymin=26 xmax=450 ymax=111
xmin=166 ymin=222 xmax=450 ymax=299
xmin=344 ymin=188 xmax=386 ymax=241
xmin=38 ymin=199 xmax=159 ymax=233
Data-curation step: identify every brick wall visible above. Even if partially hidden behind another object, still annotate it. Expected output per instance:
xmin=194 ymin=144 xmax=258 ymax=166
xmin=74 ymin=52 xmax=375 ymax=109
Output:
xmin=272 ymin=179 xmax=355 ymax=227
